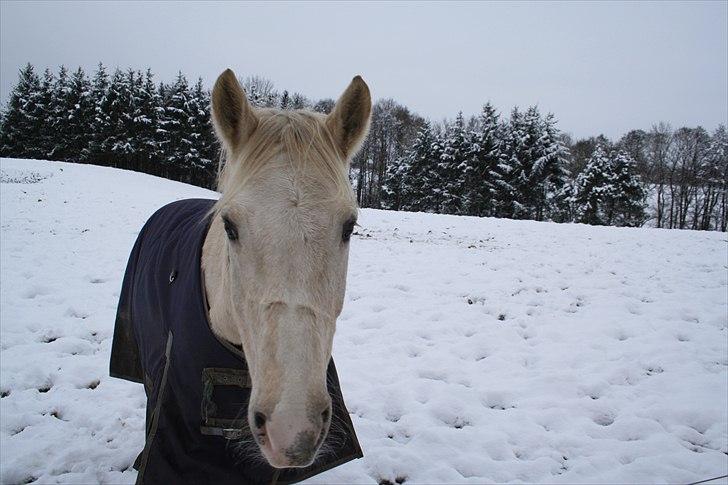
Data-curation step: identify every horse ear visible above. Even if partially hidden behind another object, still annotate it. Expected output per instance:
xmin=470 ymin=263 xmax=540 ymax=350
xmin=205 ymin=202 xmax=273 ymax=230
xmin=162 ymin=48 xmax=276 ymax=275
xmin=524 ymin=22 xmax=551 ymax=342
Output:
xmin=211 ymin=69 xmax=258 ymax=153
xmin=326 ymin=75 xmax=371 ymax=160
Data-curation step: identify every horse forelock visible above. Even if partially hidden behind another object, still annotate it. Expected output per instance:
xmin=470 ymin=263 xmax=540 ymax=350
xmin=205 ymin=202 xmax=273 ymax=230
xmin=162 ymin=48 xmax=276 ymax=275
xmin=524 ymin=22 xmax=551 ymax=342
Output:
xmin=212 ymin=109 xmax=355 ymax=218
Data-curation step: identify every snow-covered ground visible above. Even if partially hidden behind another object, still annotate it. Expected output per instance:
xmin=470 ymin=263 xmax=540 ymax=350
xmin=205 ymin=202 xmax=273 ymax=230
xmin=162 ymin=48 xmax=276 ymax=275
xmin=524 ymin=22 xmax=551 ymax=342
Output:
xmin=1 ymin=158 xmax=726 ymax=484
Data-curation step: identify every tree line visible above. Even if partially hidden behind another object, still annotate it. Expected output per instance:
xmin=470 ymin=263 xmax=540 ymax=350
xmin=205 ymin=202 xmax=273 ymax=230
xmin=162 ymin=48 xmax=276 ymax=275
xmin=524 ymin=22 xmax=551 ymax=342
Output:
xmin=1 ymin=63 xmax=725 ymax=231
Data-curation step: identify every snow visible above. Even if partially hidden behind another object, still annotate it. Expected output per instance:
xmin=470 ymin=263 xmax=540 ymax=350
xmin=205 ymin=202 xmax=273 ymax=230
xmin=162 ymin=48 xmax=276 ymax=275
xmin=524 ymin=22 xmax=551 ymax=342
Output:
xmin=1 ymin=158 xmax=727 ymax=484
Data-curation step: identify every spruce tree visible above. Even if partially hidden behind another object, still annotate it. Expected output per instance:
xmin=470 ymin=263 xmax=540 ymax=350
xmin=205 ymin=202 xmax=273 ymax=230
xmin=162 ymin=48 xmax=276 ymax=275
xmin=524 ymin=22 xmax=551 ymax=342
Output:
xmin=88 ymin=63 xmax=110 ymax=161
xmin=609 ymin=151 xmax=646 ymax=227
xmin=64 ymin=67 xmax=94 ymax=160
xmin=573 ymin=145 xmax=612 ymax=225
xmin=159 ymin=72 xmax=193 ymax=179
xmin=0 ymin=63 xmax=42 ymax=158
xmin=291 ymin=93 xmax=310 ymax=110
xmin=437 ymin=112 xmax=471 ymax=214
xmin=135 ymin=69 xmax=162 ymax=169
xmin=465 ymin=103 xmax=505 ymax=216
xmin=381 ymin=155 xmax=410 ymax=210
xmin=98 ymin=69 xmax=130 ymax=166
xmin=401 ymin=121 xmax=440 ymax=212
xmin=536 ymin=113 xmax=570 ymax=221
xmin=47 ymin=65 xmax=72 ymax=159
xmin=313 ymin=98 xmax=334 ymax=114
xmin=280 ymin=90 xmax=290 ymax=110
xmin=517 ymin=106 xmax=546 ymax=218
xmin=573 ymin=145 xmax=645 ymax=226
xmin=32 ymin=68 xmax=56 ymax=159
xmin=499 ymin=107 xmax=529 ymax=218
xmin=187 ymin=77 xmax=217 ymax=186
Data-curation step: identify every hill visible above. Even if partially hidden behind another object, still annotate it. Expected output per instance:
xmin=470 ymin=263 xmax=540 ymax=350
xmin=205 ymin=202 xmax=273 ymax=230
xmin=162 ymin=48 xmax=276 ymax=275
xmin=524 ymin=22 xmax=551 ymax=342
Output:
xmin=1 ymin=158 xmax=726 ymax=484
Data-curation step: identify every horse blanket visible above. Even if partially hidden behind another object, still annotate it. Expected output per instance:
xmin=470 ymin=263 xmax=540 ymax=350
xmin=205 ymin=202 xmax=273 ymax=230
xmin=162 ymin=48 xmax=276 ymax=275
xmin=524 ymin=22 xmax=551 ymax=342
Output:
xmin=110 ymin=198 xmax=362 ymax=485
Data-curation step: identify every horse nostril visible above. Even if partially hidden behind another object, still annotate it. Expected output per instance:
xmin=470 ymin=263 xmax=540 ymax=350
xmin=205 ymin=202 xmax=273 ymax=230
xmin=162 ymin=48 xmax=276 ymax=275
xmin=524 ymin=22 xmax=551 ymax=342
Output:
xmin=321 ymin=408 xmax=330 ymax=423
xmin=254 ymin=411 xmax=267 ymax=429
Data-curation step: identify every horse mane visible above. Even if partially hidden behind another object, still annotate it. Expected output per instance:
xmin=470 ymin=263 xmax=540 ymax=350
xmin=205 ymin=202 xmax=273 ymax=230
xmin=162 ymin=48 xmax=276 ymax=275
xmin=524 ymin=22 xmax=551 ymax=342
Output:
xmin=213 ymin=109 xmax=355 ymax=215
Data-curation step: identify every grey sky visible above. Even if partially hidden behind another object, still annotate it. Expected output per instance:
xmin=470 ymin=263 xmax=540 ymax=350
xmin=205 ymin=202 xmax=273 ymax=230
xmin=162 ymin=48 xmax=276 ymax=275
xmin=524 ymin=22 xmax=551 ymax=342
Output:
xmin=1 ymin=1 xmax=726 ymax=139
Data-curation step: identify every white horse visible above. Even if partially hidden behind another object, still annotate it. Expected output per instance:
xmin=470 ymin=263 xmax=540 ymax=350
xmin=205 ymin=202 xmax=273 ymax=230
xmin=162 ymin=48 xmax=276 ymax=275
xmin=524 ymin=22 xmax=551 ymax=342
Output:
xmin=202 ymin=69 xmax=371 ymax=468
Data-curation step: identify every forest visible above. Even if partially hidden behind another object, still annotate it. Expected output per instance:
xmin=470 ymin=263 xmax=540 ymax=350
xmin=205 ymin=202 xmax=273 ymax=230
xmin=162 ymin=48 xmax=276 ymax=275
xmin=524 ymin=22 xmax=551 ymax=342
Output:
xmin=1 ymin=63 xmax=726 ymax=231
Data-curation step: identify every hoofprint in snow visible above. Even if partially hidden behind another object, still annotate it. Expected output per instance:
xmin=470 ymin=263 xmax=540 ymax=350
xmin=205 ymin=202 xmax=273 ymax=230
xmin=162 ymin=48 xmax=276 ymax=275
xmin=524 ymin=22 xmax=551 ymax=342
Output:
xmin=0 ymin=158 xmax=726 ymax=484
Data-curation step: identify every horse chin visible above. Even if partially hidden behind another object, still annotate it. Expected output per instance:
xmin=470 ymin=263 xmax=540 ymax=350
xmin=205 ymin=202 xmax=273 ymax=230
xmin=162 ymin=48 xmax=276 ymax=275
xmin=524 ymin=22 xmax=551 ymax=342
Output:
xmin=258 ymin=442 xmax=317 ymax=469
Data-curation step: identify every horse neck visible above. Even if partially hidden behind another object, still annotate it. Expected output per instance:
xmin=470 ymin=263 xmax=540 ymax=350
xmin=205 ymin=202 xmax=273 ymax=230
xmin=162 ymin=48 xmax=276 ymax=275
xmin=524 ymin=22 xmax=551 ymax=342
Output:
xmin=201 ymin=215 xmax=243 ymax=345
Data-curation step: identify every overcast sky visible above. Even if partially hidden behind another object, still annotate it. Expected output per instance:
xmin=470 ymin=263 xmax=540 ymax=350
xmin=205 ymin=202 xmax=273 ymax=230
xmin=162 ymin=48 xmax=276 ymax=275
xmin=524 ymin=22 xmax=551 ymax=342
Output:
xmin=1 ymin=1 xmax=726 ymax=139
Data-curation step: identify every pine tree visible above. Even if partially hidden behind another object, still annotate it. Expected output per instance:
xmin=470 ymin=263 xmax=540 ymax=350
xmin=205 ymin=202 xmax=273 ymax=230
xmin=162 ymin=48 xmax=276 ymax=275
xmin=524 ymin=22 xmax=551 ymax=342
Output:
xmin=499 ymin=107 xmax=529 ymax=218
xmin=609 ymin=151 xmax=646 ymax=226
xmin=87 ymin=63 xmax=109 ymax=161
xmin=291 ymin=93 xmax=310 ymax=110
xmin=280 ymin=90 xmax=290 ymax=110
xmin=536 ymin=113 xmax=570 ymax=221
xmin=32 ymin=68 xmax=56 ymax=159
xmin=437 ymin=112 xmax=471 ymax=214
xmin=187 ymin=77 xmax=217 ymax=186
xmin=0 ymin=63 xmax=42 ymax=158
xmin=573 ymin=145 xmax=612 ymax=225
xmin=159 ymin=72 xmax=193 ymax=179
xmin=135 ymin=69 xmax=162 ymax=168
xmin=573 ymin=145 xmax=645 ymax=226
xmin=402 ymin=121 xmax=440 ymax=212
xmin=64 ymin=67 xmax=94 ymax=160
xmin=516 ymin=106 xmax=547 ymax=218
xmin=464 ymin=103 xmax=505 ymax=216
xmin=47 ymin=65 xmax=72 ymax=159
xmin=313 ymin=98 xmax=334 ymax=114
xmin=381 ymin=155 xmax=410 ymax=210
xmin=97 ymin=69 xmax=131 ymax=166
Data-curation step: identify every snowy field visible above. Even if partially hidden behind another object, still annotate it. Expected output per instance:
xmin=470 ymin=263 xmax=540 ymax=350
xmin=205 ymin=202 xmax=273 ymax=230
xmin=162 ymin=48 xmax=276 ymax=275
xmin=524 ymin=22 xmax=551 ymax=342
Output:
xmin=1 ymin=158 xmax=726 ymax=484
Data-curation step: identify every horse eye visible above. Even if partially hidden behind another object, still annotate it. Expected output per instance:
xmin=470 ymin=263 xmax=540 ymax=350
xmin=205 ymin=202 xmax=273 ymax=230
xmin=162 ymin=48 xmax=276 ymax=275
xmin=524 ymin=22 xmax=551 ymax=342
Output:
xmin=342 ymin=218 xmax=356 ymax=242
xmin=222 ymin=217 xmax=238 ymax=241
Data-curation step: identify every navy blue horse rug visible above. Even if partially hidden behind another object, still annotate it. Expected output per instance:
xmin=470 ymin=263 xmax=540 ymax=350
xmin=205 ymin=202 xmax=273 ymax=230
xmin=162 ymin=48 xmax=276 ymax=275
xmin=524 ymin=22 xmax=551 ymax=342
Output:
xmin=109 ymin=198 xmax=362 ymax=485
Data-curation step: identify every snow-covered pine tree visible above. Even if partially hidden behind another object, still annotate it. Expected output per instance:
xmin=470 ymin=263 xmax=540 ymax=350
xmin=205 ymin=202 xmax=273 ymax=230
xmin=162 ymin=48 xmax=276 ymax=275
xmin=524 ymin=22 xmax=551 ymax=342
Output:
xmin=573 ymin=145 xmax=645 ymax=226
xmin=313 ymin=98 xmax=334 ymax=114
xmin=536 ymin=113 xmax=570 ymax=221
xmin=381 ymin=155 xmax=411 ymax=210
xmin=119 ymin=70 xmax=142 ymax=166
xmin=95 ymin=69 xmax=130 ymax=166
xmin=63 ymin=67 xmax=94 ymax=161
xmin=134 ymin=69 xmax=162 ymax=169
xmin=437 ymin=112 xmax=472 ymax=214
xmin=609 ymin=151 xmax=646 ymax=227
xmin=573 ymin=144 xmax=612 ymax=225
xmin=497 ymin=107 xmax=529 ymax=218
xmin=0 ymin=63 xmax=42 ymax=158
xmin=47 ymin=66 xmax=73 ymax=160
xmin=291 ymin=93 xmax=310 ymax=110
xmin=87 ymin=63 xmax=109 ymax=161
xmin=573 ymin=147 xmax=608 ymax=225
xmin=398 ymin=120 xmax=440 ymax=212
xmin=159 ymin=72 xmax=193 ymax=180
xmin=279 ymin=90 xmax=290 ymax=110
xmin=187 ymin=77 xmax=217 ymax=187
xmin=516 ymin=105 xmax=547 ymax=219
xmin=31 ymin=68 xmax=56 ymax=159
xmin=464 ymin=102 xmax=505 ymax=216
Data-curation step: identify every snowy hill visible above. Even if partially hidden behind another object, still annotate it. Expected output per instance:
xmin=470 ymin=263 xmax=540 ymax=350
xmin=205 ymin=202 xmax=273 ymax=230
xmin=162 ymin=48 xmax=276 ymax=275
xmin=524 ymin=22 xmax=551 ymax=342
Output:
xmin=1 ymin=158 xmax=726 ymax=484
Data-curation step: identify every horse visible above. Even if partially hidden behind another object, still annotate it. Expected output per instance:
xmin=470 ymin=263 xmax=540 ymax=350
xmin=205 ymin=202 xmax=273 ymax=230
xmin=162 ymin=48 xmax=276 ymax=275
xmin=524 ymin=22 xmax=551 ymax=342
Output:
xmin=110 ymin=69 xmax=371 ymax=484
